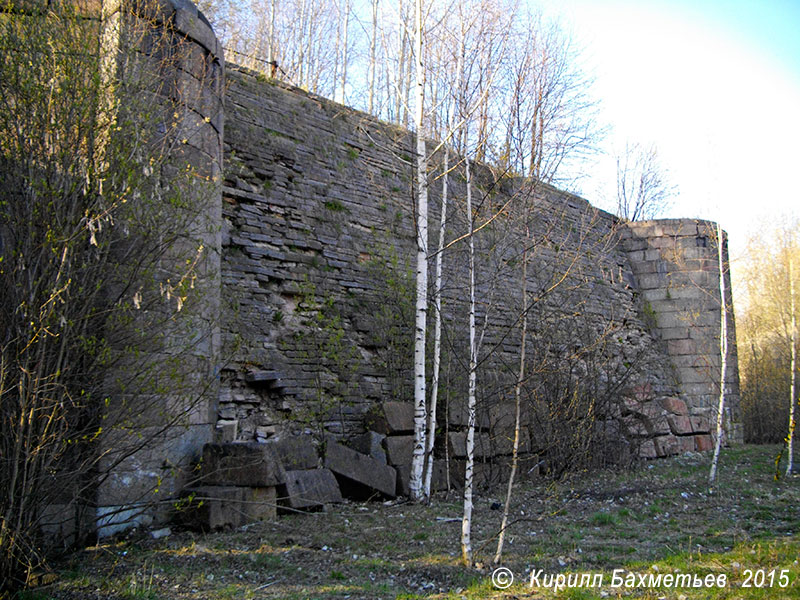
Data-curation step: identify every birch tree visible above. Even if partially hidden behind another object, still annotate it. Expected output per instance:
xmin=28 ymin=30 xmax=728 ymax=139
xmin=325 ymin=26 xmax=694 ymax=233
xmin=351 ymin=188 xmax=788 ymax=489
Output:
xmin=786 ymin=249 xmax=797 ymax=476
xmin=709 ymin=221 xmax=728 ymax=488
xmin=408 ymin=0 xmax=429 ymax=501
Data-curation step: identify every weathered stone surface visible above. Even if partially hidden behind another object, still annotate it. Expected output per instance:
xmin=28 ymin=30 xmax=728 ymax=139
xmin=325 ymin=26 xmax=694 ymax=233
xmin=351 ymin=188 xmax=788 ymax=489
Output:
xmin=678 ymin=436 xmax=697 ymax=453
xmin=658 ymin=397 xmax=688 ymax=415
xmin=215 ymin=68 xmax=742 ymax=479
xmin=690 ymin=415 xmax=712 ymax=434
xmin=448 ymin=431 xmax=528 ymax=459
xmin=215 ymin=419 xmax=238 ymax=443
xmin=622 ymin=416 xmax=649 ymax=438
xmin=364 ymin=402 xmax=415 ymax=435
xmin=383 ymin=435 xmax=414 ymax=466
xmin=280 ymin=469 xmax=343 ymax=509
xmin=446 ymin=400 xmax=491 ymax=429
xmin=695 ymin=434 xmax=714 ymax=452
xmin=667 ymin=414 xmax=693 ymax=435
xmin=655 ymin=435 xmax=680 ymax=457
xmin=638 ymin=439 xmax=658 ymax=459
xmin=447 ymin=459 xmax=512 ymax=489
xmin=350 ymin=431 xmax=387 ymax=464
xmin=245 ymin=370 xmax=285 ymax=388
xmin=179 ymin=485 xmax=277 ymax=530
xmin=265 ymin=435 xmax=319 ymax=470
xmin=200 ymin=443 xmax=286 ymax=487
xmin=324 ymin=442 xmax=397 ymax=497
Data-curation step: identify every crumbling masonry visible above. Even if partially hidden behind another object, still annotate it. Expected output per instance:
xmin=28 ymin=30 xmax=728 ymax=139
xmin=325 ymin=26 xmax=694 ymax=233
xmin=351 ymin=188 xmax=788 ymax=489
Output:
xmin=15 ymin=1 xmax=741 ymax=535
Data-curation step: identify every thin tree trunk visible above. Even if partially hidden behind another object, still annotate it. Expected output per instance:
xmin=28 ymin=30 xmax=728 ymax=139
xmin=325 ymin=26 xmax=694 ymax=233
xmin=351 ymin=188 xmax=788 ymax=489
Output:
xmin=368 ymin=0 xmax=378 ymax=114
xmin=709 ymin=222 xmax=728 ymax=487
xmin=340 ymin=0 xmax=350 ymax=103
xmin=395 ymin=0 xmax=406 ymax=125
xmin=423 ymin=148 xmax=448 ymax=499
xmin=267 ymin=0 xmax=276 ymax=67
xmin=461 ymin=154 xmax=476 ymax=565
xmin=494 ymin=236 xmax=528 ymax=564
xmin=786 ymin=254 xmax=796 ymax=476
xmin=409 ymin=0 xmax=428 ymax=501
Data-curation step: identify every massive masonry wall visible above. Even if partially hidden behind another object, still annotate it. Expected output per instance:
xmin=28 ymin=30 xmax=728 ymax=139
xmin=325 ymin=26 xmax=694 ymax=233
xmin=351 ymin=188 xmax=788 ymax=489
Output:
xmin=216 ymin=65 xmax=741 ymax=485
xmin=93 ymin=0 xmax=225 ymax=536
xmin=624 ymin=220 xmax=742 ymax=444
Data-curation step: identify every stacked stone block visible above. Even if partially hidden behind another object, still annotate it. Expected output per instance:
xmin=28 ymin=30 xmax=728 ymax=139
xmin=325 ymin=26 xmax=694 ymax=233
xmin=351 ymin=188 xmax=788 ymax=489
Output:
xmin=217 ymin=67 xmax=685 ymax=458
xmin=93 ymin=0 xmax=225 ymax=537
xmin=623 ymin=220 xmax=742 ymax=445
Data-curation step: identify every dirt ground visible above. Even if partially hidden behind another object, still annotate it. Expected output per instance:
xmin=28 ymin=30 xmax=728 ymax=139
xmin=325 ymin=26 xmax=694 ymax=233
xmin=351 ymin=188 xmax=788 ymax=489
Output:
xmin=34 ymin=444 xmax=800 ymax=599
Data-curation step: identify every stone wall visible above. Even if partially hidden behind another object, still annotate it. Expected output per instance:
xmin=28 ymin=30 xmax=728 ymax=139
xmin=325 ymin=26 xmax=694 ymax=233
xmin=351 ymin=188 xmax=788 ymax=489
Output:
xmin=8 ymin=0 xmax=743 ymax=536
xmin=624 ymin=220 xmax=743 ymax=445
xmin=216 ymin=65 xmax=741 ymax=483
xmin=93 ymin=0 xmax=225 ymax=536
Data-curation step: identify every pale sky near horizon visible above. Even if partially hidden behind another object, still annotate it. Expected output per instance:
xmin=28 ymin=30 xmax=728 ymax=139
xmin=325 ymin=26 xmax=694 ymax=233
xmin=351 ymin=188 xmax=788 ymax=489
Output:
xmin=534 ymin=0 xmax=800 ymax=261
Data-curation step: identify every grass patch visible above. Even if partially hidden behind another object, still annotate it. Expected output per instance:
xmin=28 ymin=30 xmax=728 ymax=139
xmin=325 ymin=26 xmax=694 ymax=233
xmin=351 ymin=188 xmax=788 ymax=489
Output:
xmin=40 ymin=445 xmax=799 ymax=599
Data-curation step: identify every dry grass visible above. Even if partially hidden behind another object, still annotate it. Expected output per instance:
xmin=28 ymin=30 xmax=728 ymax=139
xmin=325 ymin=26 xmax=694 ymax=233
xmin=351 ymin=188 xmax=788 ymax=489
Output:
xmin=25 ymin=444 xmax=800 ymax=599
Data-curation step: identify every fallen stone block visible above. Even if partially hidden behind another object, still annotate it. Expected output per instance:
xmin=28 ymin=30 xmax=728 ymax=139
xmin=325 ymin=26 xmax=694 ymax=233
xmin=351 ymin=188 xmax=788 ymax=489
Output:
xmin=350 ymin=431 xmax=387 ymax=464
xmin=384 ymin=435 xmax=415 ymax=466
xmin=364 ymin=402 xmax=415 ymax=434
xmin=178 ymin=485 xmax=277 ymax=530
xmin=280 ymin=469 xmax=343 ymax=510
xmin=200 ymin=443 xmax=286 ymax=487
xmin=265 ymin=435 xmax=319 ymax=470
xmin=324 ymin=442 xmax=397 ymax=497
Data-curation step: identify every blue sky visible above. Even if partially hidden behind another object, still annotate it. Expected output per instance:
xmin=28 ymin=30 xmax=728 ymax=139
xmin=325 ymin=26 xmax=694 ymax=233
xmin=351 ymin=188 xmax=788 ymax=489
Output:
xmin=535 ymin=0 xmax=800 ymax=258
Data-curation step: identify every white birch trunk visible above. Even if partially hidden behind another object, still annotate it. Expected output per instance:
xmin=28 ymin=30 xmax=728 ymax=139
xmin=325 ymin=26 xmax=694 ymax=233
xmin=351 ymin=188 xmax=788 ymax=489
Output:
xmin=340 ymin=0 xmax=350 ymax=104
xmin=395 ymin=0 xmax=406 ymax=124
xmin=709 ymin=222 xmax=728 ymax=487
xmin=423 ymin=149 xmax=448 ymax=498
xmin=408 ymin=0 xmax=428 ymax=502
xmin=494 ymin=239 xmax=527 ymax=564
xmin=267 ymin=0 xmax=276 ymax=66
xmin=461 ymin=155 xmax=476 ymax=565
xmin=786 ymin=254 xmax=797 ymax=476
xmin=368 ymin=0 xmax=378 ymax=114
